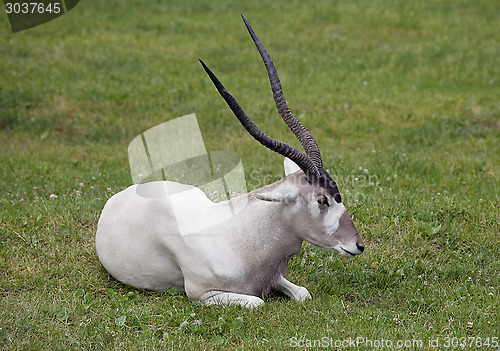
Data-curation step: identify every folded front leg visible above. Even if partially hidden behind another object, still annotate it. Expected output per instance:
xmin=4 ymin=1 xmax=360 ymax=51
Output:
xmin=200 ymin=291 xmax=264 ymax=308
xmin=276 ymin=276 xmax=311 ymax=302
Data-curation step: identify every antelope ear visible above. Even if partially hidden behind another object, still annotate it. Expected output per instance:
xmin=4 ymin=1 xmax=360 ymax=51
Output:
xmin=254 ymin=187 xmax=298 ymax=204
xmin=284 ymin=157 xmax=301 ymax=176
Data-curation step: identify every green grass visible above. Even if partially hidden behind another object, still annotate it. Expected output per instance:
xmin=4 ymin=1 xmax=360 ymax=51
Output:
xmin=1 ymin=0 xmax=499 ymax=349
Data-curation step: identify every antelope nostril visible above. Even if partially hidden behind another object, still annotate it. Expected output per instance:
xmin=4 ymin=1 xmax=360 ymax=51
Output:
xmin=357 ymin=243 xmax=365 ymax=253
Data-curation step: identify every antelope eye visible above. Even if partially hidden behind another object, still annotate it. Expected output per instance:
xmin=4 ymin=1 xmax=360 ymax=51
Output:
xmin=317 ymin=195 xmax=329 ymax=207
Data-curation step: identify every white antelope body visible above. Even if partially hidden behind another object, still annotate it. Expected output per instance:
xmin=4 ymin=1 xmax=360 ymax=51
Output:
xmin=96 ymin=15 xmax=364 ymax=308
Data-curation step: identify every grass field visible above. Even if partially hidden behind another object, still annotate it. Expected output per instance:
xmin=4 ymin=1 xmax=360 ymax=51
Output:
xmin=1 ymin=0 xmax=499 ymax=349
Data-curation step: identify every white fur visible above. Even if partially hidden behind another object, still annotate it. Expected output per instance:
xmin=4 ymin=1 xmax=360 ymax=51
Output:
xmin=284 ymin=157 xmax=301 ymax=176
xmin=324 ymin=202 xmax=346 ymax=235
xmin=96 ymin=158 xmax=364 ymax=307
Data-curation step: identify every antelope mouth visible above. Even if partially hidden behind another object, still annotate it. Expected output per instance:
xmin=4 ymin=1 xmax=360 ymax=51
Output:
xmin=339 ymin=246 xmax=356 ymax=257
xmin=335 ymin=243 xmax=364 ymax=258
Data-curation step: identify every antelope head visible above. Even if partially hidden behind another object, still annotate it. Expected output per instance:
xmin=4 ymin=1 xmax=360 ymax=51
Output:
xmin=199 ymin=14 xmax=364 ymax=258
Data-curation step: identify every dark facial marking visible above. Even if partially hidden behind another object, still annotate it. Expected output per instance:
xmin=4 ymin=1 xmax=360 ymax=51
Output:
xmin=318 ymin=168 xmax=342 ymax=203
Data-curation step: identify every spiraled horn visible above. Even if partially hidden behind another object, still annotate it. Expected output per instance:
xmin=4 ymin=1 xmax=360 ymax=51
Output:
xmin=199 ymin=16 xmax=344 ymax=203
xmin=241 ymin=14 xmax=323 ymax=169
xmin=199 ymin=59 xmax=320 ymax=179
